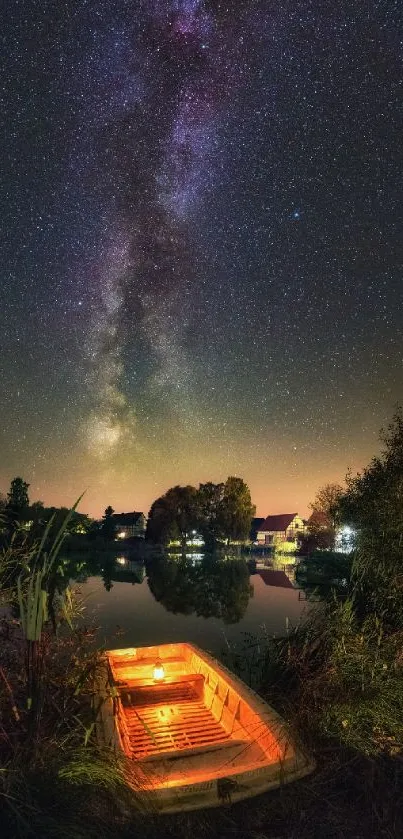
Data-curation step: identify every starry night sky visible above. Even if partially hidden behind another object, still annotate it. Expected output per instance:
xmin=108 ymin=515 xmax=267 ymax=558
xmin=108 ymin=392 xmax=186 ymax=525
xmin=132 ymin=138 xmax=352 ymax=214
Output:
xmin=1 ymin=0 xmax=403 ymax=518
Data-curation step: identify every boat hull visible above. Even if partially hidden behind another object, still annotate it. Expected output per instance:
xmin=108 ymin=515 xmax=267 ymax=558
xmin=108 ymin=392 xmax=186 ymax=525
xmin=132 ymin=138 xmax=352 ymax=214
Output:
xmin=97 ymin=642 xmax=315 ymax=813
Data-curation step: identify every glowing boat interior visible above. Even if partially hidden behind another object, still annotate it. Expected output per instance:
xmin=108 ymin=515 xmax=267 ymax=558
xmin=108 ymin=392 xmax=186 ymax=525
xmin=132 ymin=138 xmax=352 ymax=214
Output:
xmin=107 ymin=643 xmax=293 ymax=784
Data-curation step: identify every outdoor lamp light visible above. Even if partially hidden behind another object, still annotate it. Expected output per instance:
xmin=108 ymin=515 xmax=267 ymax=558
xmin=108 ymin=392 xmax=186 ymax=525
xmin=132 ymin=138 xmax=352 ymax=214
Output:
xmin=153 ymin=660 xmax=165 ymax=681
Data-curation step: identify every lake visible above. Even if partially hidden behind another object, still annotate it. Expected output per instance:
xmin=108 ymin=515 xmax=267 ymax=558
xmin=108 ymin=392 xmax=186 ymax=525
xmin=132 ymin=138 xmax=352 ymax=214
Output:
xmin=75 ymin=552 xmax=310 ymax=661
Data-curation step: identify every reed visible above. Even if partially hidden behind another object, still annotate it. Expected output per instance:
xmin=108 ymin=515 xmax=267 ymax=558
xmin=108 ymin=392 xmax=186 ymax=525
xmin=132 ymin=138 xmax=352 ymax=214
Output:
xmin=12 ymin=497 xmax=84 ymax=732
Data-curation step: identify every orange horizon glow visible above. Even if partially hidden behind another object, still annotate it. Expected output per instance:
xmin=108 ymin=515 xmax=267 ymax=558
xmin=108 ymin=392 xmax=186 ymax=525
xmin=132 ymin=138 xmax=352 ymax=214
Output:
xmin=0 ymin=453 xmax=367 ymax=522
xmin=0 ymin=414 xmax=383 ymax=524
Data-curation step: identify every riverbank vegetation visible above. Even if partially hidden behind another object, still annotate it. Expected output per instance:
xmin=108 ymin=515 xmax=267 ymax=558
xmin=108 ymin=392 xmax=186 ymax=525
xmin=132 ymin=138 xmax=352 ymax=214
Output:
xmin=1 ymin=413 xmax=403 ymax=836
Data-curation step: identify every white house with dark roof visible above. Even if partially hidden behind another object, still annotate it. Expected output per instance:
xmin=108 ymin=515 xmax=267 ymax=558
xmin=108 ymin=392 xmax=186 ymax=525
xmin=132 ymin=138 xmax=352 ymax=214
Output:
xmin=256 ymin=513 xmax=306 ymax=546
xmin=112 ymin=511 xmax=146 ymax=539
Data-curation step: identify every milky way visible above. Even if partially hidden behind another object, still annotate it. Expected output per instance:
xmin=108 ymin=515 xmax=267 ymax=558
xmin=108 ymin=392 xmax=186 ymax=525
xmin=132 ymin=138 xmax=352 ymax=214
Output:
xmin=1 ymin=1 xmax=403 ymax=516
xmin=84 ymin=0 xmax=230 ymax=462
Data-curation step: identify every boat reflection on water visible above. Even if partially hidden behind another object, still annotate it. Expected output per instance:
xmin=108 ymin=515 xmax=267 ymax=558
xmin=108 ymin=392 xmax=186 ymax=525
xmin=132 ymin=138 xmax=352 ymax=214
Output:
xmin=146 ymin=555 xmax=253 ymax=624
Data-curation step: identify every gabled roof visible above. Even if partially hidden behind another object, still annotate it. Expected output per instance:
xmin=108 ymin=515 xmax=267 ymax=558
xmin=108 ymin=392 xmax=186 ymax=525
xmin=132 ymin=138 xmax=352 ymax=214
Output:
xmin=251 ymin=517 xmax=265 ymax=528
xmin=112 ymin=511 xmax=144 ymax=525
xmin=259 ymin=513 xmax=297 ymax=532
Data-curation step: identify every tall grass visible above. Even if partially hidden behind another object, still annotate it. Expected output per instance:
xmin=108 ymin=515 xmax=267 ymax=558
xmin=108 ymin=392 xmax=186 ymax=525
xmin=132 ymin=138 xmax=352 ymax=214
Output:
xmin=0 ymin=500 xmax=134 ymax=836
xmin=251 ymin=598 xmax=403 ymax=759
xmin=0 ymin=587 xmax=146 ymax=837
xmin=14 ymin=497 xmax=84 ymax=731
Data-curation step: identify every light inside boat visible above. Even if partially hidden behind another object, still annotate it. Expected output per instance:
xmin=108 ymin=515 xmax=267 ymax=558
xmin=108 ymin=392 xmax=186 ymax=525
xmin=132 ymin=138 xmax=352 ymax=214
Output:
xmin=153 ymin=660 xmax=165 ymax=681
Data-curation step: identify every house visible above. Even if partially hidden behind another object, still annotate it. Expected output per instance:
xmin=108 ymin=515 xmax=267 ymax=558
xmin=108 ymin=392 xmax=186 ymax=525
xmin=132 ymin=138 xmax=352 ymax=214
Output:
xmin=112 ymin=512 xmax=146 ymax=539
xmin=256 ymin=513 xmax=305 ymax=547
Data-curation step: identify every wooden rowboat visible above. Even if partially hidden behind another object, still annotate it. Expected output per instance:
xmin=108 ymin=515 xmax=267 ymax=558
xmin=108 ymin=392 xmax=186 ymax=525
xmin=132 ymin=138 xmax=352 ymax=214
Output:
xmin=98 ymin=642 xmax=314 ymax=812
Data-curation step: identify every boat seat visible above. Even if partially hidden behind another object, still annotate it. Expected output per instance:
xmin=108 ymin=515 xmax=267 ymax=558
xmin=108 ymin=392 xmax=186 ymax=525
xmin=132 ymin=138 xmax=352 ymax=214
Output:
xmin=138 ymin=737 xmax=247 ymax=764
xmin=119 ymin=674 xmax=204 ymax=707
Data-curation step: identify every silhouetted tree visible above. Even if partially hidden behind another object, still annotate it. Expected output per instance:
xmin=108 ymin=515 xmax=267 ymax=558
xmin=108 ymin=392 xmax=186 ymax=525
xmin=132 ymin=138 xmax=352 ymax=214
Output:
xmin=217 ymin=477 xmax=256 ymax=545
xmin=146 ymin=496 xmax=179 ymax=545
xmin=339 ymin=409 xmax=403 ymax=625
xmin=147 ymin=477 xmax=256 ymax=549
xmin=300 ymin=482 xmax=345 ymax=553
xmin=170 ymin=485 xmax=199 ymax=549
xmin=6 ymin=476 xmax=30 ymax=526
xmin=310 ymin=482 xmax=344 ymax=528
xmin=196 ymin=482 xmax=225 ymax=550
xmin=26 ymin=505 xmax=92 ymax=544
xmin=101 ymin=506 xmax=116 ymax=541
xmin=146 ymin=485 xmax=198 ymax=548
xmin=7 ymin=477 xmax=30 ymax=510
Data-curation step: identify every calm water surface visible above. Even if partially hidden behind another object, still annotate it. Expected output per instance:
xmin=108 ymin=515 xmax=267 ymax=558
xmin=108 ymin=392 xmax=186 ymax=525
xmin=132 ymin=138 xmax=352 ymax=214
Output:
xmin=77 ymin=554 xmax=310 ymax=659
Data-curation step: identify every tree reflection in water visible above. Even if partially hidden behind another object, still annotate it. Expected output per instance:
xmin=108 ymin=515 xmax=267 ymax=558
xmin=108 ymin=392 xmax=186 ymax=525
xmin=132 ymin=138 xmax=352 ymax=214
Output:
xmin=146 ymin=555 xmax=253 ymax=624
xmin=295 ymin=552 xmax=352 ymax=600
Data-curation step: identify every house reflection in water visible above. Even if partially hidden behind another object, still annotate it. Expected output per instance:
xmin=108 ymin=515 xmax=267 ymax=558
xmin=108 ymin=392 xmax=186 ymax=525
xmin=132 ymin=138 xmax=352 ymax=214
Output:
xmin=257 ymin=569 xmax=295 ymax=589
xmin=102 ymin=556 xmax=145 ymax=590
xmin=113 ymin=558 xmax=145 ymax=584
xmin=249 ymin=555 xmax=298 ymax=588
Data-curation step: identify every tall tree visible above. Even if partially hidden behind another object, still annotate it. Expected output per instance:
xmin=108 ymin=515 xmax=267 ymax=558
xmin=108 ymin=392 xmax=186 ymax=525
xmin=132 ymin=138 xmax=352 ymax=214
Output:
xmin=146 ymin=486 xmax=198 ymax=548
xmin=146 ymin=496 xmax=178 ymax=545
xmin=217 ymin=477 xmax=256 ymax=545
xmin=6 ymin=476 xmax=30 ymax=524
xmin=195 ymin=481 xmax=225 ymax=551
xmin=302 ymin=482 xmax=344 ymax=553
xmin=339 ymin=410 xmax=403 ymax=625
xmin=146 ymin=477 xmax=256 ymax=549
xmin=168 ymin=485 xmax=199 ymax=549
xmin=310 ymin=483 xmax=344 ymax=527
xmin=101 ymin=506 xmax=116 ymax=541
